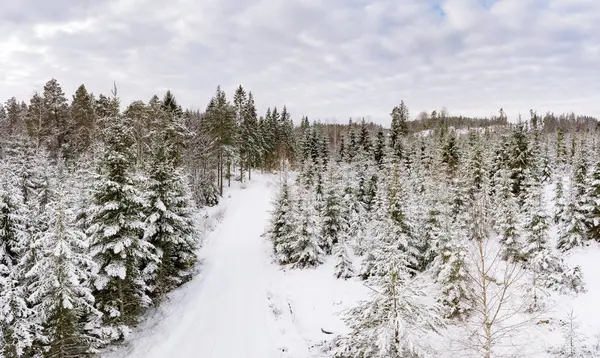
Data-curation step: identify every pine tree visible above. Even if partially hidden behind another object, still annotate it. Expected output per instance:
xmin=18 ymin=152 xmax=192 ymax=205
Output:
xmin=204 ymin=86 xmax=236 ymax=196
xmin=42 ymin=79 xmax=72 ymax=159
xmin=69 ymin=84 xmax=96 ymax=155
xmin=3 ymin=97 xmax=26 ymax=137
xmin=240 ymin=92 xmax=260 ymax=180
xmin=87 ymin=114 xmax=157 ymax=341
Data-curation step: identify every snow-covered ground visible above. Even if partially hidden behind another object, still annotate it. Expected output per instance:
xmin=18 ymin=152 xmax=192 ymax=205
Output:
xmin=104 ymin=174 xmax=600 ymax=358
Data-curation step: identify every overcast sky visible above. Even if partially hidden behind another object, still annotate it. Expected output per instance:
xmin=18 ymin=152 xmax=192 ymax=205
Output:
xmin=1 ymin=0 xmax=599 ymax=125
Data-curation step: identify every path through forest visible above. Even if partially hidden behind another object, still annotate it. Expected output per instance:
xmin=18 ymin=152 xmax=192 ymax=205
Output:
xmin=105 ymin=175 xmax=310 ymax=358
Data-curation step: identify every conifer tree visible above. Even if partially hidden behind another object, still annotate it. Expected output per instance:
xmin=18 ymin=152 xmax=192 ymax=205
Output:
xmin=554 ymin=176 xmax=567 ymax=224
xmin=557 ymin=148 xmax=589 ymax=251
xmin=69 ymin=84 xmax=96 ymax=155
xmin=586 ymin=159 xmax=600 ymax=242
xmin=290 ymin=187 xmax=324 ymax=268
xmin=360 ymin=165 xmax=418 ymax=278
xmin=268 ymin=179 xmax=295 ymax=264
xmin=240 ymin=92 xmax=260 ymax=180
xmin=334 ymin=236 xmax=354 ymax=280
xmin=442 ymin=132 xmax=459 ymax=176
xmin=5 ymin=97 xmax=27 ymax=138
xmin=556 ymin=128 xmax=568 ymax=169
xmin=494 ymin=169 xmax=523 ymax=261
xmin=42 ymin=79 xmax=72 ymax=159
xmin=521 ymin=171 xmax=550 ymax=261
xmin=390 ymin=101 xmax=409 ymax=150
xmin=321 ymin=171 xmax=343 ymax=254
xmin=347 ymin=130 xmax=358 ymax=162
xmin=0 ymin=171 xmax=36 ymax=358
xmin=204 ymin=86 xmax=236 ymax=196
xmin=357 ymin=118 xmax=371 ymax=153
xmin=507 ymin=122 xmax=531 ymax=198
xmin=338 ymin=135 xmax=346 ymax=163
xmin=143 ymin=110 xmax=199 ymax=299
xmin=331 ymin=271 xmax=442 ymax=358
xmin=433 ymin=217 xmax=474 ymax=320
xmin=87 ymin=113 xmax=157 ymax=341
xmin=373 ymin=128 xmax=385 ymax=167
xmin=26 ymin=174 xmax=101 ymax=357
xmin=161 ymin=90 xmax=183 ymax=117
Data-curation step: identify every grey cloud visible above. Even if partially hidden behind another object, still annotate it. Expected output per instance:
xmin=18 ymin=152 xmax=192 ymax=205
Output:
xmin=0 ymin=0 xmax=99 ymax=24
xmin=1 ymin=0 xmax=600 ymax=123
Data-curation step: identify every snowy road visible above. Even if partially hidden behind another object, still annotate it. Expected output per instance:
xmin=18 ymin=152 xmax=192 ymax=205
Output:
xmin=105 ymin=176 xmax=309 ymax=358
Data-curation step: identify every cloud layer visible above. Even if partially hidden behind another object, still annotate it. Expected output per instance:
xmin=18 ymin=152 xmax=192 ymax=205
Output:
xmin=1 ymin=0 xmax=599 ymax=124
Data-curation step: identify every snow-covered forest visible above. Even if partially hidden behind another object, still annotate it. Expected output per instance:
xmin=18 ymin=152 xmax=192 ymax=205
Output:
xmin=1 ymin=78 xmax=600 ymax=358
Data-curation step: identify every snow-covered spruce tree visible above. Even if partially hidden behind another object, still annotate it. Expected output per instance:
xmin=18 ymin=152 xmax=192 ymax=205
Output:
xmin=26 ymin=174 xmax=102 ymax=357
xmin=548 ymin=310 xmax=600 ymax=358
xmin=321 ymin=169 xmax=344 ymax=254
xmin=360 ymin=164 xmax=418 ymax=279
xmin=334 ymin=232 xmax=354 ymax=279
xmin=586 ymin=159 xmax=600 ymax=242
xmin=507 ymin=122 xmax=532 ymax=199
xmin=0 ymin=171 xmax=36 ymax=358
xmin=373 ymin=128 xmax=386 ymax=168
xmin=521 ymin=169 xmax=551 ymax=261
xmin=555 ymin=128 xmax=568 ymax=171
xmin=432 ymin=211 xmax=474 ymax=320
xmin=557 ymin=149 xmax=589 ymax=251
xmin=143 ymin=110 xmax=199 ymax=300
xmin=331 ymin=166 xmax=354 ymax=279
xmin=418 ymin=180 xmax=446 ymax=271
xmin=342 ymin=170 xmax=368 ymax=256
xmin=387 ymin=164 xmax=420 ymax=273
xmin=268 ymin=178 xmax=295 ymax=264
xmin=521 ymin=171 xmax=585 ymax=310
xmin=330 ymin=270 xmax=443 ymax=358
xmin=554 ymin=175 xmax=567 ymax=225
xmin=289 ymin=187 xmax=324 ymax=268
xmin=86 ymin=114 xmax=158 ymax=341
xmin=493 ymin=168 xmax=523 ymax=262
